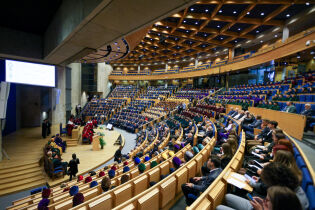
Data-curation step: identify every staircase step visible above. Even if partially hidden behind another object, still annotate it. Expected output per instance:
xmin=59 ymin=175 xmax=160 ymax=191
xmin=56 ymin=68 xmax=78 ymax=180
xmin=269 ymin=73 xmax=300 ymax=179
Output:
xmin=0 ymin=163 xmax=39 ymax=175
xmin=0 ymin=176 xmax=45 ymax=191
xmin=0 ymin=167 xmax=42 ymax=179
xmin=0 ymin=179 xmax=46 ymax=197
xmin=0 ymin=171 xmax=43 ymax=184
xmin=0 ymin=161 xmax=38 ymax=170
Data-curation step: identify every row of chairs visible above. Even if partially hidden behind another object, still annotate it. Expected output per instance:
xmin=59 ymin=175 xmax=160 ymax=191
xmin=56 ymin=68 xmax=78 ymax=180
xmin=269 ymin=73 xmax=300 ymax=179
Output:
xmin=187 ymin=130 xmax=245 ymax=210
xmin=7 ymin=131 xmax=152 ymax=210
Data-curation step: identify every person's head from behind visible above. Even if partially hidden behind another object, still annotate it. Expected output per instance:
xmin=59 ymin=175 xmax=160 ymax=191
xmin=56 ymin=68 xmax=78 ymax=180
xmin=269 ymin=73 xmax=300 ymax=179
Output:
xmin=101 ymin=177 xmax=111 ymax=192
xmin=263 ymin=186 xmax=302 ymax=210
xmin=121 ymin=174 xmax=129 ymax=184
xmin=72 ymin=153 xmax=76 ymax=159
xmin=256 ymin=115 xmax=262 ymax=120
xmin=222 ymin=143 xmax=233 ymax=158
xmin=272 ymin=132 xmax=286 ymax=145
xmin=268 ymin=121 xmax=278 ymax=129
xmin=72 ymin=193 xmax=84 ymax=207
xmin=273 ymin=150 xmax=301 ymax=181
xmin=286 ymin=101 xmax=292 ymax=106
xmin=260 ymin=162 xmax=299 ymax=191
xmin=207 ymin=155 xmax=221 ymax=170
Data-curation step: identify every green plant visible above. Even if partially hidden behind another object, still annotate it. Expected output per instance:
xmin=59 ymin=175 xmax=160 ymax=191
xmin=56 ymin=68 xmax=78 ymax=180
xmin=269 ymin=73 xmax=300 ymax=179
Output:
xmin=99 ymin=138 xmax=105 ymax=149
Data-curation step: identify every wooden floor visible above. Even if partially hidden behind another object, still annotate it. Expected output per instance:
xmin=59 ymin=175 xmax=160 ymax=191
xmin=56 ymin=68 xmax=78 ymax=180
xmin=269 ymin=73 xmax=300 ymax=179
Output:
xmin=0 ymin=125 xmax=122 ymax=196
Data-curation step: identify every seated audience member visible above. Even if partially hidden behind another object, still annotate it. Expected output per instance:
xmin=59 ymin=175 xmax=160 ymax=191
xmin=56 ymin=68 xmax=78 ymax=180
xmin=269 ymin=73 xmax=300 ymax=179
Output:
xmin=181 ymin=156 xmax=222 ymax=206
xmin=150 ymin=160 xmax=158 ymax=168
xmin=218 ymin=143 xmax=233 ymax=169
xmin=54 ymin=134 xmax=67 ymax=152
xmin=273 ymin=150 xmax=302 ymax=184
xmin=301 ymin=104 xmax=315 ymax=132
xmin=250 ymin=186 xmax=302 ymax=210
xmin=227 ymin=108 xmax=236 ymax=116
xmin=121 ymin=174 xmax=130 ymax=184
xmin=38 ymin=189 xmax=51 ymax=210
xmin=69 ymin=185 xmax=79 ymax=196
xmin=242 ymin=115 xmax=262 ymax=133
xmin=138 ymin=163 xmax=146 ymax=173
xmin=72 ymin=193 xmax=84 ymax=207
xmin=172 ymin=156 xmax=183 ymax=170
xmin=101 ymin=177 xmax=111 ymax=192
xmin=246 ymin=119 xmax=269 ymax=140
xmin=283 ymin=101 xmax=297 ymax=113
xmin=84 ymin=176 xmax=92 ymax=183
xmin=90 ymin=180 xmax=98 ymax=188
xmin=216 ymin=162 xmax=309 ymax=210
xmin=99 ymin=171 xmax=105 ymax=177
xmin=108 ymin=169 xmax=115 ymax=179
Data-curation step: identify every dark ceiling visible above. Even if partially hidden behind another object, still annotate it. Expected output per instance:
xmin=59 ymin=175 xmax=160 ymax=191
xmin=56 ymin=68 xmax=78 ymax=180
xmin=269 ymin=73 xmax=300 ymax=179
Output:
xmin=0 ymin=0 xmax=62 ymax=35
xmin=106 ymin=0 xmax=312 ymax=65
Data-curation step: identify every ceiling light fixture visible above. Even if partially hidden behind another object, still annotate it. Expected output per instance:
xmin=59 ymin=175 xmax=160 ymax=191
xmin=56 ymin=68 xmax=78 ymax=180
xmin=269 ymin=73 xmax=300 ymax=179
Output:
xmin=233 ymin=11 xmax=237 ymax=14
xmin=186 ymin=30 xmax=189 ymax=33
xmin=260 ymin=40 xmax=263 ymax=43
xmin=256 ymin=30 xmax=259 ymax=33
xmin=183 ymin=20 xmax=186 ymax=23
xmin=286 ymin=14 xmax=290 ymax=17
xmin=238 ymin=28 xmax=241 ymax=31
xmin=274 ymin=34 xmax=278 ymax=37
xmin=217 ymin=25 xmax=221 ymax=28
xmin=260 ymin=12 xmax=264 ymax=16
xmin=195 ymin=21 xmax=198 ymax=25
xmin=205 ymin=9 xmax=209 ymax=12
xmin=190 ymin=8 xmax=194 ymax=11
xmin=219 ymin=10 xmax=222 ymax=13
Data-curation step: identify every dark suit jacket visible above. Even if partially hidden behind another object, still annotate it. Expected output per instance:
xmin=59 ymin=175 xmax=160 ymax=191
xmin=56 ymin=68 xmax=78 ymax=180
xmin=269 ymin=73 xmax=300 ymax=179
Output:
xmin=192 ymin=168 xmax=222 ymax=192
xmin=250 ymin=119 xmax=262 ymax=129
xmin=301 ymin=109 xmax=314 ymax=117
xmin=257 ymin=126 xmax=270 ymax=139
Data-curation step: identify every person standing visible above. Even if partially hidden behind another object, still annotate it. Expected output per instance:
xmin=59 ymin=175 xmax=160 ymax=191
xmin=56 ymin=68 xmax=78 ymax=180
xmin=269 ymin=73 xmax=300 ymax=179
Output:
xmin=68 ymin=154 xmax=80 ymax=181
xmin=114 ymin=146 xmax=123 ymax=163
xmin=42 ymin=119 xmax=47 ymax=138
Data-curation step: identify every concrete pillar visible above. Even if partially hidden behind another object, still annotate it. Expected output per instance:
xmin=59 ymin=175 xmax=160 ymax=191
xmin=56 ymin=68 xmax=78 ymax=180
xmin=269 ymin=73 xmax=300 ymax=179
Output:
xmin=195 ymin=59 xmax=198 ymax=67
xmin=52 ymin=66 xmax=66 ymax=125
xmin=68 ymin=63 xmax=82 ymax=114
xmin=165 ymin=64 xmax=168 ymax=72
xmin=138 ymin=65 xmax=140 ymax=73
xmin=282 ymin=26 xmax=289 ymax=43
xmin=97 ymin=63 xmax=113 ymax=98
xmin=228 ymin=48 xmax=234 ymax=61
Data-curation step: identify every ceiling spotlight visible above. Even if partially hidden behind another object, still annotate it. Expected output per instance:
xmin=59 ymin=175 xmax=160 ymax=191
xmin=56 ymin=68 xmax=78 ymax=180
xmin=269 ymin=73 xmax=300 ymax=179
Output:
xmin=286 ymin=14 xmax=290 ymax=17
xmin=195 ymin=21 xmax=198 ymax=25
xmin=183 ymin=20 xmax=186 ymax=23
xmin=297 ymin=55 xmax=301 ymax=58
xmin=205 ymin=9 xmax=209 ymax=12
xmin=158 ymin=33 xmax=160 ymax=36
xmin=238 ymin=28 xmax=241 ymax=31
xmin=190 ymin=8 xmax=194 ymax=11
xmin=233 ymin=11 xmax=237 ymax=14
xmin=219 ymin=10 xmax=222 ymax=13
xmin=235 ymin=40 xmax=237 ymax=43
xmin=256 ymin=30 xmax=259 ymax=33
xmin=260 ymin=40 xmax=263 ymax=43
xmin=274 ymin=34 xmax=278 ymax=37
xmin=150 ymin=38 xmax=153 ymax=41
xmin=311 ymin=51 xmax=315 ymax=55
xmin=166 ymin=26 xmax=169 ymax=28
xmin=186 ymin=30 xmax=189 ymax=33
xmin=306 ymin=2 xmax=310 ymax=5
xmin=260 ymin=12 xmax=264 ymax=16
xmin=220 ymin=37 xmax=224 ymax=40
xmin=217 ymin=25 xmax=221 ymax=28
xmin=114 ymin=42 xmax=118 ymax=45
xmin=247 ymin=12 xmax=250 ymax=15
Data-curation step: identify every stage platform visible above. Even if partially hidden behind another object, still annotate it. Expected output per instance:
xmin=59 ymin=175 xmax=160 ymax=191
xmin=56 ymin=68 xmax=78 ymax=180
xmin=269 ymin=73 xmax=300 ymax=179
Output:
xmin=0 ymin=125 xmax=123 ymax=196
